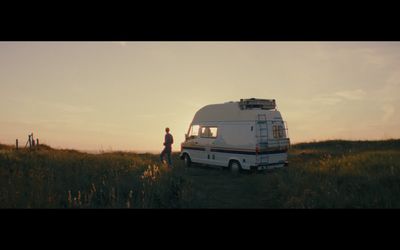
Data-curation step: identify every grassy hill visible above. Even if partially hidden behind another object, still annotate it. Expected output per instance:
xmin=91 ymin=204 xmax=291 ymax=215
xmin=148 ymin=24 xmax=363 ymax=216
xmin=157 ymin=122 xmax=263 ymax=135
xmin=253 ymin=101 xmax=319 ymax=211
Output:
xmin=1 ymin=140 xmax=400 ymax=208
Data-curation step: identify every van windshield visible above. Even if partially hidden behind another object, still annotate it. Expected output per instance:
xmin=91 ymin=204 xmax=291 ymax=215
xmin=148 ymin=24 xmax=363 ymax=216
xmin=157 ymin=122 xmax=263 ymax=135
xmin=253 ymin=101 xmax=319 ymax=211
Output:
xmin=188 ymin=125 xmax=200 ymax=138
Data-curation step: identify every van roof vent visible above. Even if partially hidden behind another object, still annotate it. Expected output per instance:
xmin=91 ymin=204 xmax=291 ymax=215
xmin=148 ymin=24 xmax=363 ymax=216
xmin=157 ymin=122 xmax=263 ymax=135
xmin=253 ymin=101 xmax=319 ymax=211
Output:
xmin=239 ymin=98 xmax=276 ymax=110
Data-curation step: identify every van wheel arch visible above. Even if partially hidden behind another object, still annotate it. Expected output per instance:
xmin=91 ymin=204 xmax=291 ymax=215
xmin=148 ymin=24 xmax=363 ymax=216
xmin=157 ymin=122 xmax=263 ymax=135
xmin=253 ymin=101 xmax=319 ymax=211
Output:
xmin=182 ymin=153 xmax=192 ymax=167
xmin=228 ymin=159 xmax=242 ymax=173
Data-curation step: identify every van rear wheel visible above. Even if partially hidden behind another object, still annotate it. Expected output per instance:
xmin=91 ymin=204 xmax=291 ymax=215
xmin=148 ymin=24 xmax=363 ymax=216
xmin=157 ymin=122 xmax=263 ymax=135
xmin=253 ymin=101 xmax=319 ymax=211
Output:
xmin=183 ymin=154 xmax=192 ymax=168
xmin=229 ymin=160 xmax=241 ymax=173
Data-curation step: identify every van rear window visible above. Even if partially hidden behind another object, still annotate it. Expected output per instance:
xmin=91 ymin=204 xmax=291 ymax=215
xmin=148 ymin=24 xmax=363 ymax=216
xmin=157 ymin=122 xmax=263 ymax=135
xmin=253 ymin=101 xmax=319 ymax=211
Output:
xmin=273 ymin=125 xmax=285 ymax=138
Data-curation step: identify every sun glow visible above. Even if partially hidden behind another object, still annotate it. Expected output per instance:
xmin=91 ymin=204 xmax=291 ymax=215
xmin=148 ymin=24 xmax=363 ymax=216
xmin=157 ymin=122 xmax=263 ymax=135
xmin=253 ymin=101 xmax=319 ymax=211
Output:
xmin=1 ymin=42 xmax=399 ymax=152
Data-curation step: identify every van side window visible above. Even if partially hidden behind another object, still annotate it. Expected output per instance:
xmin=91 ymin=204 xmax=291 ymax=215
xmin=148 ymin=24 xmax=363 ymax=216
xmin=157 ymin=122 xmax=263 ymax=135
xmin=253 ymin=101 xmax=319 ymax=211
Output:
xmin=209 ymin=127 xmax=218 ymax=138
xmin=188 ymin=125 xmax=200 ymax=138
xmin=200 ymin=126 xmax=218 ymax=138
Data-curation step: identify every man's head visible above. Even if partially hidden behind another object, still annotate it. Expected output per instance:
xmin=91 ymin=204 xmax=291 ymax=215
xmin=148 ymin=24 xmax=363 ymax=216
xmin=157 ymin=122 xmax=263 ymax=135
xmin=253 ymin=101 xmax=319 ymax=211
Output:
xmin=165 ymin=127 xmax=170 ymax=133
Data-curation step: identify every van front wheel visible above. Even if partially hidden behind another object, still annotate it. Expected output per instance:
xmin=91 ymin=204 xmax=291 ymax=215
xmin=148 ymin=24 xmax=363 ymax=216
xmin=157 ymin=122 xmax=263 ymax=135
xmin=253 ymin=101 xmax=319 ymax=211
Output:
xmin=229 ymin=160 xmax=241 ymax=173
xmin=183 ymin=154 xmax=192 ymax=168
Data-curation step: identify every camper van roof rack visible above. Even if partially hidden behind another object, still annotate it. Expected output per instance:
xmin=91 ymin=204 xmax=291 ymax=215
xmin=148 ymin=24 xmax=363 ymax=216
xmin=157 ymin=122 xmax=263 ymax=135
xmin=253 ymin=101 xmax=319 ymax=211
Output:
xmin=239 ymin=98 xmax=276 ymax=110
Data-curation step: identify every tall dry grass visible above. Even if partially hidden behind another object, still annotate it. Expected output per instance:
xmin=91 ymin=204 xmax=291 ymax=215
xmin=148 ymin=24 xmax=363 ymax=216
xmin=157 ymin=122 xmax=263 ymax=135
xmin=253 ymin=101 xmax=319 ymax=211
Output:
xmin=0 ymin=145 xmax=192 ymax=208
xmin=1 ymin=139 xmax=400 ymax=208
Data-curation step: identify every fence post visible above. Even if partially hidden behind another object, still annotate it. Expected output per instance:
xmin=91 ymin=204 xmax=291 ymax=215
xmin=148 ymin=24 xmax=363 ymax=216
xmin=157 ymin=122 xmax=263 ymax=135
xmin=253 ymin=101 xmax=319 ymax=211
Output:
xmin=36 ymin=138 xmax=39 ymax=148
xmin=16 ymin=139 xmax=18 ymax=150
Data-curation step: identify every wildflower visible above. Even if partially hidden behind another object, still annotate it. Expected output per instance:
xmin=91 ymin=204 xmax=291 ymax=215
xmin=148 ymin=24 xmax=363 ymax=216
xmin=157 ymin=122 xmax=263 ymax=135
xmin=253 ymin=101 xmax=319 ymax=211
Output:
xmin=77 ymin=191 xmax=82 ymax=206
xmin=67 ymin=190 xmax=72 ymax=207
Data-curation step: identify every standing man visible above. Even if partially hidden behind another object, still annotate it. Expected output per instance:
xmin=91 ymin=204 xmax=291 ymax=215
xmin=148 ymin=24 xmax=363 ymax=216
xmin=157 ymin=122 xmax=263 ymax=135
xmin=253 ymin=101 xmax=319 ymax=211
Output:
xmin=160 ymin=127 xmax=174 ymax=167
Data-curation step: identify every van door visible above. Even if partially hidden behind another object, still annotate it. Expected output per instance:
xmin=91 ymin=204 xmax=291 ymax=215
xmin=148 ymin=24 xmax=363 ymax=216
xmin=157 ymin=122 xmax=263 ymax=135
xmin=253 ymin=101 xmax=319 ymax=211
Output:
xmin=182 ymin=124 xmax=204 ymax=163
xmin=198 ymin=126 xmax=218 ymax=165
xmin=270 ymin=120 xmax=289 ymax=150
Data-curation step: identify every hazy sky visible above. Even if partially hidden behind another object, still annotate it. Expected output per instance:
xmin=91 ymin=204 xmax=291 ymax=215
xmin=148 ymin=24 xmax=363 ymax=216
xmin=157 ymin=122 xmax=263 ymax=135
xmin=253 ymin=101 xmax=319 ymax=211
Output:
xmin=1 ymin=42 xmax=399 ymax=152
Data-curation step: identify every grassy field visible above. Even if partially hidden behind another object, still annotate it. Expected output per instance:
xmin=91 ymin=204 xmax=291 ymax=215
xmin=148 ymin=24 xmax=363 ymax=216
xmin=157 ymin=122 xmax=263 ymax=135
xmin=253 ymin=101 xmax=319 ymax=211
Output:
xmin=1 ymin=139 xmax=400 ymax=208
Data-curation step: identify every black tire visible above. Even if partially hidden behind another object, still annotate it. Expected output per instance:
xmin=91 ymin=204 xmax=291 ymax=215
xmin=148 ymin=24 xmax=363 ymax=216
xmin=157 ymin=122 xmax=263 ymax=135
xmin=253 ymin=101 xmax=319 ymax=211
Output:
xmin=229 ymin=160 xmax=242 ymax=173
xmin=183 ymin=154 xmax=192 ymax=168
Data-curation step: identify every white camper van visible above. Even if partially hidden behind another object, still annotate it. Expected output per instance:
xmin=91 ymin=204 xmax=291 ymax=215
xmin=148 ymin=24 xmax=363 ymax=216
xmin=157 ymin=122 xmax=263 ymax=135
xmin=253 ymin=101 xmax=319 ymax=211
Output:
xmin=179 ymin=98 xmax=290 ymax=171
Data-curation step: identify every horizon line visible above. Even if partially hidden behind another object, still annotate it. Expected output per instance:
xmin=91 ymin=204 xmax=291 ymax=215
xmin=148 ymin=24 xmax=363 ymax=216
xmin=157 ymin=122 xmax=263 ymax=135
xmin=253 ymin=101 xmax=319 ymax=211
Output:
xmin=2 ymin=138 xmax=400 ymax=155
